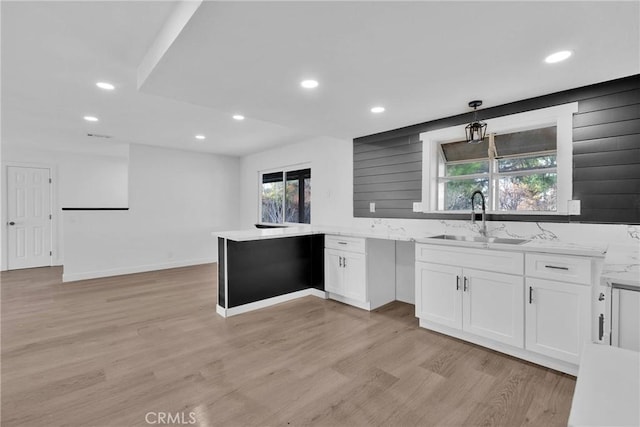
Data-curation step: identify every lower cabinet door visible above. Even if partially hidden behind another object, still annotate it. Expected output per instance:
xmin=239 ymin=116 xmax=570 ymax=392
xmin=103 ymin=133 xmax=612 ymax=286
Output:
xmin=343 ymin=252 xmax=366 ymax=302
xmin=525 ymin=278 xmax=590 ymax=364
xmin=463 ymin=269 xmax=524 ymax=348
xmin=324 ymin=249 xmax=344 ymax=295
xmin=415 ymin=262 xmax=463 ymax=330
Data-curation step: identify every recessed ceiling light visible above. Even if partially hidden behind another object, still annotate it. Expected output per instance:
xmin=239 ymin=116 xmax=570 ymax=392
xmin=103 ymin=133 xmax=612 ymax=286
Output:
xmin=83 ymin=115 xmax=99 ymax=122
xmin=233 ymin=114 xmax=245 ymax=121
xmin=300 ymin=79 xmax=319 ymax=89
xmin=195 ymin=134 xmax=206 ymax=140
xmin=96 ymin=82 xmax=115 ymax=90
xmin=544 ymin=50 xmax=572 ymax=64
xmin=370 ymin=106 xmax=385 ymax=113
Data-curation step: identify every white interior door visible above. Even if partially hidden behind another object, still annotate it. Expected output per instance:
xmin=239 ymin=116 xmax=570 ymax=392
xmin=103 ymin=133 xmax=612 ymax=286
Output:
xmin=7 ymin=166 xmax=52 ymax=269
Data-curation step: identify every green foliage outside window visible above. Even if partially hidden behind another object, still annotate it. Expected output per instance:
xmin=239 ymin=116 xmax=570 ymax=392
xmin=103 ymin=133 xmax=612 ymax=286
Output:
xmin=261 ymin=169 xmax=310 ymax=224
xmin=439 ymin=151 xmax=557 ymax=212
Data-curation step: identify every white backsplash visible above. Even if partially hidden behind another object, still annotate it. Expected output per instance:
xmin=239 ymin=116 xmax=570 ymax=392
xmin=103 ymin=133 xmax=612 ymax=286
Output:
xmin=350 ymin=217 xmax=640 ymax=250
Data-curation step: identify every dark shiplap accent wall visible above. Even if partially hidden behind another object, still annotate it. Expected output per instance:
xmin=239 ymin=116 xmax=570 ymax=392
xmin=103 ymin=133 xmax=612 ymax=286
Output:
xmin=353 ymin=74 xmax=640 ymax=224
xmin=572 ymin=86 xmax=640 ymax=223
xmin=353 ymin=134 xmax=423 ymax=219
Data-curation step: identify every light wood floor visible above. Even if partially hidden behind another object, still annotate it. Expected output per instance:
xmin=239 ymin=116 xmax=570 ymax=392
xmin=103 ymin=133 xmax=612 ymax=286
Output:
xmin=1 ymin=264 xmax=576 ymax=427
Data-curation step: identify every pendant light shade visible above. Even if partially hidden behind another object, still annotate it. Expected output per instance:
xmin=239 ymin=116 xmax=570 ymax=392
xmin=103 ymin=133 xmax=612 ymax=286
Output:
xmin=465 ymin=100 xmax=487 ymax=144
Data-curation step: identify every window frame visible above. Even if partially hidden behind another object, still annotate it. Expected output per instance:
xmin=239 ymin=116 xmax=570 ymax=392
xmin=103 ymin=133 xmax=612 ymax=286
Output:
xmin=258 ymin=163 xmax=311 ymax=226
xmin=421 ymin=103 xmax=578 ymax=215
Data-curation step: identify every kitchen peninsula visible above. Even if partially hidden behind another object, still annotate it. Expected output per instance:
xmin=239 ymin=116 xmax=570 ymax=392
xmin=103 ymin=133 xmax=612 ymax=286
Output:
xmin=214 ymin=225 xmax=621 ymax=375
xmin=215 ymin=226 xmax=412 ymax=317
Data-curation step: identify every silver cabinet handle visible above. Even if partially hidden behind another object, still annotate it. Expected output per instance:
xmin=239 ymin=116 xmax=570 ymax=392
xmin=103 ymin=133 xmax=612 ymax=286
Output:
xmin=339 ymin=256 xmax=342 ymax=267
xmin=545 ymin=265 xmax=569 ymax=271
xmin=463 ymin=277 xmax=468 ymax=292
xmin=343 ymin=257 xmax=347 ymax=268
xmin=338 ymin=242 xmax=347 ymax=245
xmin=8 ymin=221 xmax=15 ymax=226
xmin=529 ymin=286 xmax=533 ymax=304
xmin=456 ymin=275 xmax=460 ymax=291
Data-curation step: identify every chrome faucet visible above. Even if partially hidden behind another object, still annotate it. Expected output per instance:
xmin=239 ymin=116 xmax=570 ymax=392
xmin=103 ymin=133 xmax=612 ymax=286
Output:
xmin=470 ymin=190 xmax=487 ymax=237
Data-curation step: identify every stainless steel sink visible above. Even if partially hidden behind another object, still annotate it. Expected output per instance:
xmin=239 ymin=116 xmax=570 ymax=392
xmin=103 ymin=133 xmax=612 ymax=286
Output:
xmin=429 ymin=235 xmax=529 ymax=245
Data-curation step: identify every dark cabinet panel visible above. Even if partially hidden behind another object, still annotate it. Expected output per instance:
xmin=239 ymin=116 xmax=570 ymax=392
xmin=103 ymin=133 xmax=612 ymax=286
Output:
xmin=225 ymin=236 xmax=323 ymax=308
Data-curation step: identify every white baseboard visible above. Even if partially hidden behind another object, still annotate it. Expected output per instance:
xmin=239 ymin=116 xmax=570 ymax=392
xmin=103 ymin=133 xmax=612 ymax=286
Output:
xmin=418 ymin=318 xmax=578 ymax=376
xmin=326 ymin=292 xmax=371 ymax=311
xmin=219 ymin=288 xmax=328 ymax=317
xmin=395 ymin=295 xmax=415 ymax=305
xmin=309 ymin=288 xmax=328 ymax=299
xmin=62 ymin=257 xmax=216 ymax=282
xmin=216 ymin=305 xmax=227 ymax=317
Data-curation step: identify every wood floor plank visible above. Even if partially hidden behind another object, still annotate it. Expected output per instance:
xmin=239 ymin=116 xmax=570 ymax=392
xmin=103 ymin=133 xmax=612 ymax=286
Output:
xmin=1 ymin=264 xmax=576 ymax=426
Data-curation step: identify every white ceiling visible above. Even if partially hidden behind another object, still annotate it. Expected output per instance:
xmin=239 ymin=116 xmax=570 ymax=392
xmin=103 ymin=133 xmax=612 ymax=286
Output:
xmin=2 ymin=1 xmax=639 ymax=157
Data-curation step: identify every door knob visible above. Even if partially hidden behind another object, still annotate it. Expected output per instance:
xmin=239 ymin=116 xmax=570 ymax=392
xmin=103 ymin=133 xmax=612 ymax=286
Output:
xmin=8 ymin=221 xmax=15 ymax=226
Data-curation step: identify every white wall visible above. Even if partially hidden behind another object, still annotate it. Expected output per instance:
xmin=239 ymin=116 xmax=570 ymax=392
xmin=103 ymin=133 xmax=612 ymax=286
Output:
xmin=239 ymin=135 xmax=354 ymax=229
xmin=2 ymin=142 xmax=240 ymax=279
xmin=61 ymin=144 xmax=240 ymax=281
xmin=61 ymin=152 xmax=129 ymax=209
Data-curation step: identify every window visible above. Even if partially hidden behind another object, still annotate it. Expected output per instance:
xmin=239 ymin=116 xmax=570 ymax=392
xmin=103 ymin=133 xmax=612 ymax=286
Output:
xmin=260 ymin=167 xmax=311 ymax=224
xmin=422 ymin=103 xmax=577 ymax=215
xmin=437 ymin=127 xmax=558 ymax=212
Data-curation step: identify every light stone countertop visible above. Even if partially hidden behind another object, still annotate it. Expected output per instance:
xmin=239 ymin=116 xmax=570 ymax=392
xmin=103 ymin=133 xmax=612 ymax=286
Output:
xmin=600 ymin=243 xmax=640 ymax=289
xmin=214 ymin=226 xmax=425 ymax=243
xmin=568 ymin=343 xmax=639 ymax=427
xmin=214 ymin=226 xmax=608 ymax=258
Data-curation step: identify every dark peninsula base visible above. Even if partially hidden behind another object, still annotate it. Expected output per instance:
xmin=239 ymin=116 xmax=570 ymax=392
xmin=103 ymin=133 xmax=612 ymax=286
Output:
xmin=217 ymin=235 xmax=324 ymax=316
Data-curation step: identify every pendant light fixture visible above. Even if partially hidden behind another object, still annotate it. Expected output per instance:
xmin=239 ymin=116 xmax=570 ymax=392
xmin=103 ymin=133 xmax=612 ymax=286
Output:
xmin=465 ymin=100 xmax=487 ymax=144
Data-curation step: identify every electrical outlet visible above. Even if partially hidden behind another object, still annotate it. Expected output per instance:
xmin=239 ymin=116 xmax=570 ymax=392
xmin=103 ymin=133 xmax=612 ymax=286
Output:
xmin=568 ymin=200 xmax=581 ymax=215
xmin=413 ymin=202 xmax=422 ymax=212
xmin=369 ymin=202 xmax=376 ymax=213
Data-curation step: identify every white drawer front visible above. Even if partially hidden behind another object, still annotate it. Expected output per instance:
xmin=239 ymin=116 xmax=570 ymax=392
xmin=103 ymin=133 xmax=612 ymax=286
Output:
xmin=525 ymin=253 xmax=592 ymax=285
xmin=325 ymin=235 xmax=366 ymax=253
xmin=415 ymin=244 xmax=523 ymax=275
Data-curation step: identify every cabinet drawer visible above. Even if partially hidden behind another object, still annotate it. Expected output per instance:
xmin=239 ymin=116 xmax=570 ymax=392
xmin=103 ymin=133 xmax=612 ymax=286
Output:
xmin=416 ymin=244 xmax=523 ymax=275
xmin=325 ymin=235 xmax=365 ymax=253
xmin=525 ymin=253 xmax=592 ymax=285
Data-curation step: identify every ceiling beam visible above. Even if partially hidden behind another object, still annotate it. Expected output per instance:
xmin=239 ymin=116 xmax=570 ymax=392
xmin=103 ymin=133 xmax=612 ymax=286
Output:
xmin=137 ymin=0 xmax=203 ymax=90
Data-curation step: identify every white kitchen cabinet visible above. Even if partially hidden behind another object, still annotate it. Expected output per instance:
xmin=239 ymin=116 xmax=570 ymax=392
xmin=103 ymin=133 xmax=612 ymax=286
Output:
xmin=464 ymin=268 xmax=524 ymax=347
xmin=415 ymin=262 xmax=462 ymax=329
xmin=324 ymin=236 xmax=395 ymax=310
xmin=325 ymin=248 xmax=366 ymax=302
xmin=413 ymin=242 xmax=601 ymax=375
xmin=525 ymin=277 xmax=590 ymax=364
xmin=324 ymin=249 xmax=345 ymax=295
xmin=526 ymin=253 xmax=592 ymax=284
xmin=415 ymin=260 xmax=524 ymax=347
